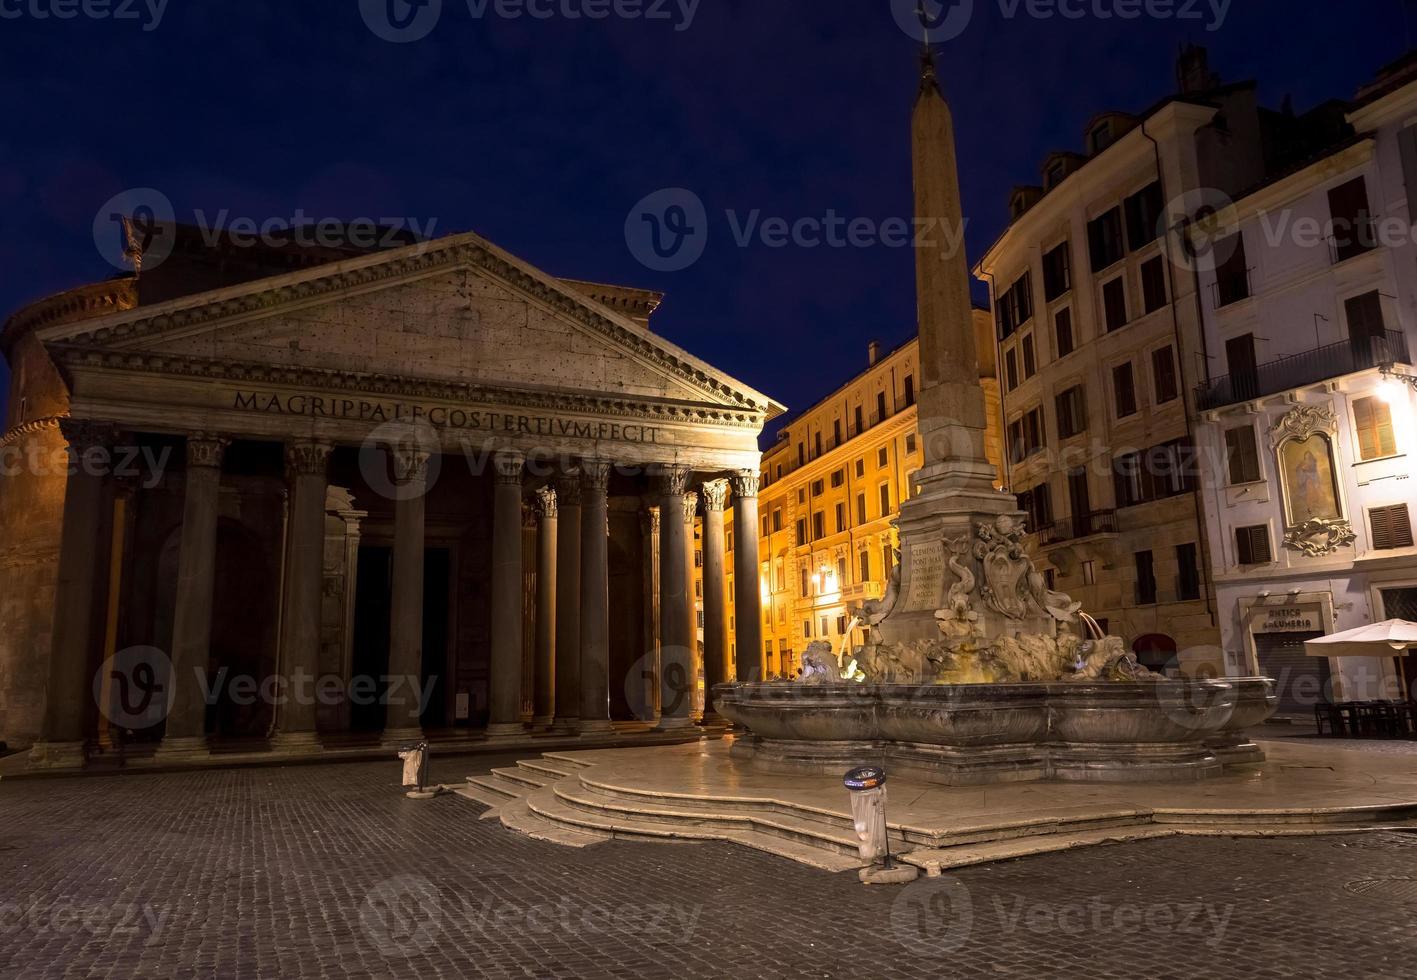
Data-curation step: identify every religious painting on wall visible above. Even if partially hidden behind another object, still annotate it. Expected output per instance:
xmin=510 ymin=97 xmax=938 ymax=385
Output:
xmin=1278 ymin=433 xmax=1341 ymax=526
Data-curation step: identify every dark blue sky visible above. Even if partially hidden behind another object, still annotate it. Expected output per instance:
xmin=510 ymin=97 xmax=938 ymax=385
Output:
xmin=0 ymin=0 xmax=1405 ymax=425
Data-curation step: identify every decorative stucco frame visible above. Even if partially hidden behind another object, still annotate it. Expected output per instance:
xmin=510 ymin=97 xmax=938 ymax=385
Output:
xmin=1269 ymin=403 xmax=1355 ymax=557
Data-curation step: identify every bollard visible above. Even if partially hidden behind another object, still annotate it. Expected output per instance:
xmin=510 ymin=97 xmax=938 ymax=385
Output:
xmin=397 ymin=741 xmax=441 ymax=799
xmin=844 ymin=765 xmax=918 ymax=885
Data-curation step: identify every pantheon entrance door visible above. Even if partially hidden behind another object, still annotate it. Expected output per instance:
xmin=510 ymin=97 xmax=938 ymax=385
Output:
xmin=1254 ymin=631 xmax=1329 ymax=715
xmin=351 ymin=547 xmax=393 ymax=733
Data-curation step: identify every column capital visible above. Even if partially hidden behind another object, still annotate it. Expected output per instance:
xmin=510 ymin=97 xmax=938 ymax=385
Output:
xmin=701 ymin=478 xmax=730 ymax=512
xmin=641 ymin=504 xmax=661 ymax=535
xmin=493 ymin=451 xmax=526 ymax=486
xmin=554 ymin=469 xmax=582 ymax=507
xmin=57 ymin=417 xmax=117 ymax=453
xmin=535 ymin=485 xmax=558 ymax=520
xmin=681 ymin=491 xmax=698 ymax=525
xmin=186 ymin=434 xmax=230 ymax=469
xmin=730 ymin=469 xmax=760 ymax=499
xmin=652 ymin=463 xmax=691 ymax=496
xmin=580 ymin=458 xmax=612 ymax=493
xmin=389 ymin=443 xmax=432 ymax=486
xmin=285 ymin=440 xmax=332 ymax=478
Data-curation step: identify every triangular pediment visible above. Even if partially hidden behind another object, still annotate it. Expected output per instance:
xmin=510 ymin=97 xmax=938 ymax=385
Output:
xmin=39 ymin=232 xmax=782 ymax=418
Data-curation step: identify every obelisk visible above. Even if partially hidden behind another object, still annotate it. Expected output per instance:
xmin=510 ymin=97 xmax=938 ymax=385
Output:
xmin=873 ymin=46 xmax=1028 ymax=646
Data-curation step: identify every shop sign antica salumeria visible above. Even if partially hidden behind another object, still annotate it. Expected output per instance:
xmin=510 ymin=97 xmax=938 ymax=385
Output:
xmin=1256 ymin=604 xmax=1322 ymax=632
xmin=231 ymin=390 xmax=663 ymax=444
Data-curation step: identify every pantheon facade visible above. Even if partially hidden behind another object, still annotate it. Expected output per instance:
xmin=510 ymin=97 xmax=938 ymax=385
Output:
xmin=0 ymin=226 xmax=780 ymax=768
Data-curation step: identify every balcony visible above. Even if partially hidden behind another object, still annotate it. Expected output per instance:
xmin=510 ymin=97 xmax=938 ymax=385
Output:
xmin=1034 ymin=510 xmax=1118 ymax=546
xmin=1195 ymin=330 xmax=1409 ymax=411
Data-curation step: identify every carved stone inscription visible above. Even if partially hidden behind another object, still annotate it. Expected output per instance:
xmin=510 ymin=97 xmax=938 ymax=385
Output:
xmin=902 ymin=539 xmax=947 ymax=613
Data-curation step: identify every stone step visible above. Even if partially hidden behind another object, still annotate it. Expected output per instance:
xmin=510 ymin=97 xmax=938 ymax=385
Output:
xmin=551 ymin=779 xmax=892 ymax=858
xmin=465 ymin=772 xmax=532 ymax=802
xmin=516 ymin=758 xmax=580 ymax=780
xmin=1152 ymin=802 xmax=1417 ymax=826
xmin=498 ymin=795 xmax=612 ymax=848
xmin=452 ymin=784 xmax=507 ymax=815
xmin=540 ymin=752 xmax=594 ymax=770
xmin=902 ymin=826 xmax=1182 ymax=873
xmin=521 ymin=785 xmax=863 ymax=874
xmin=490 ymin=766 xmax=550 ymax=789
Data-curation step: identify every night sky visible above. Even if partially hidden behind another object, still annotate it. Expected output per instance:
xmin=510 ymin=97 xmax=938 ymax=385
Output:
xmin=0 ymin=0 xmax=1406 ymax=431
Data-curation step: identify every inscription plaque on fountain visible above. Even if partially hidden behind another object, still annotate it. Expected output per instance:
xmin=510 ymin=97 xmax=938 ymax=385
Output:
xmin=902 ymin=539 xmax=946 ymax=612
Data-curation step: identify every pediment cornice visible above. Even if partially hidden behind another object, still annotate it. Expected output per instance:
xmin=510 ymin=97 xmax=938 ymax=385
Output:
xmin=41 ymin=233 xmax=783 ymax=419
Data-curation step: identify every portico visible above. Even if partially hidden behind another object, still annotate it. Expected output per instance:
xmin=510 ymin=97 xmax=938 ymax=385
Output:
xmin=0 ymin=231 xmax=783 ymax=768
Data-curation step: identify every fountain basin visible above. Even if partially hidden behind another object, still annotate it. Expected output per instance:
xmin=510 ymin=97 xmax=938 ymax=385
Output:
xmin=714 ymin=678 xmax=1277 ymax=784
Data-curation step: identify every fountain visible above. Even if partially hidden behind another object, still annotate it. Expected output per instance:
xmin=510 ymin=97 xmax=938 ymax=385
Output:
xmin=713 ymin=44 xmax=1276 ymax=784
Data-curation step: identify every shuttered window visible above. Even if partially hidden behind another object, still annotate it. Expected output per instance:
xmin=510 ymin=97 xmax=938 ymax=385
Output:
xmin=1235 ymin=525 xmax=1272 ymax=565
xmin=1113 ymin=363 xmax=1137 ymax=418
xmin=1152 ymin=346 xmax=1178 ymax=404
xmin=1352 ymin=396 xmax=1397 ymax=461
xmin=1056 ymin=385 xmax=1088 ymax=439
xmin=1370 ymin=504 xmax=1414 ymax=550
xmin=1225 ymin=425 xmax=1261 ymax=484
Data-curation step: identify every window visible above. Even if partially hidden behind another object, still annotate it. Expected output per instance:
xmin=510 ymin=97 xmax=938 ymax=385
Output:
xmin=854 ymin=406 xmax=864 ymax=434
xmin=802 ymin=621 xmax=811 ymax=640
xmin=882 ymin=542 xmax=894 ymax=580
xmin=1102 ymin=276 xmax=1128 ymax=332
xmin=1021 ymin=333 xmax=1036 ymax=379
xmin=797 ymin=488 xmax=806 ymax=504
xmin=1224 ymin=425 xmax=1261 ymax=484
xmin=905 ymin=433 xmax=917 ymax=455
xmin=996 ymin=271 xmax=1034 ymax=339
xmin=876 ymin=391 xmax=888 ymax=422
xmin=1046 ymin=160 xmax=1066 ymax=188
xmin=1054 ymin=307 xmax=1074 ymax=358
xmin=762 ymin=515 xmax=771 ymax=537
xmin=795 ymin=518 xmax=806 ymax=543
xmin=811 ymin=479 xmax=824 ymax=497
xmin=1089 ymin=120 xmax=1114 ymax=153
xmin=1042 ymin=242 xmax=1072 ymax=301
xmin=1055 ymin=385 xmax=1087 ymax=439
xmin=835 ymin=502 xmax=846 ymax=533
xmin=1017 ymin=480 xmax=1053 ymax=532
xmin=1370 ymin=504 xmax=1414 ymax=550
xmin=837 ymin=615 xmax=849 ymax=635
xmin=855 ymin=458 xmax=865 ymax=478
xmin=1135 ymin=550 xmax=1157 ymax=604
xmin=837 ymin=556 xmax=847 ymax=584
xmin=1140 ymin=256 xmax=1167 ymax=314
xmin=814 ymin=432 xmax=822 ymax=458
xmin=726 ymin=530 xmax=733 ymax=552
xmin=830 ymin=469 xmax=844 ymax=488
xmin=1215 ymin=234 xmax=1249 ymax=306
xmin=811 ymin=512 xmax=825 ymax=540
xmin=877 ymin=447 xmax=888 ymax=468
xmin=1346 ymin=291 xmax=1388 ymax=355
xmin=1113 ymin=363 xmax=1137 ymax=418
xmin=1176 ymin=543 xmax=1200 ymax=601
xmin=856 ymin=493 xmax=867 ymax=524
xmin=1087 ymin=207 xmax=1125 ymax=271
xmin=1353 ymin=396 xmax=1397 ymax=461
xmin=1113 ymin=439 xmax=1199 ymax=507
xmin=833 ymin=419 xmax=842 ymax=446
xmin=1005 ymin=347 xmax=1019 ymax=390
xmin=1124 ymin=181 xmax=1165 ymax=251
xmin=903 ymin=375 xmax=915 ymax=407
xmin=1043 ymin=568 xmax=1056 ymax=591
xmin=1151 ymin=346 xmax=1178 ymax=404
xmin=1082 ymin=560 xmax=1096 ymax=585
xmin=800 ymin=566 xmax=809 ymax=597
xmin=772 ymin=508 xmax=783 ymax=532
xmin=859 ymin=550 xmax=870 ymax=582
xmin=1328 ymin=176 xmax=1375 ymax=263
xmin=879 ymin=483 xmax=891 ymax=516
xmin=1235 ymin=525 xmax=1272 ymax=565
xmin=1007 ymin=406 xmax=1046 ymax=462
xmin=797 ymin=443 xmax=805 ymax=466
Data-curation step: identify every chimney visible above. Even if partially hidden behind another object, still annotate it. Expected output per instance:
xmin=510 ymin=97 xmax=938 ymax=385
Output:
xmin=868 ymin=340 xmax=881 ymax=366
xmin=1176 ymin=44 xmax=1220 ymax=95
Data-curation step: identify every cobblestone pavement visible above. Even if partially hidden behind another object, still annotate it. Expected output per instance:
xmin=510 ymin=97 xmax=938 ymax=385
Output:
xmin=2 ymin=752 xmax=1416 ymax=979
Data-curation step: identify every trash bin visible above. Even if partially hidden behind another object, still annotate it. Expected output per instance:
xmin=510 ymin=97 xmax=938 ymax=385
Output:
xmin=843 ymin=765 xmax=889 ymax=863
xmin=398 ymin=741 xmax=434 ymax=798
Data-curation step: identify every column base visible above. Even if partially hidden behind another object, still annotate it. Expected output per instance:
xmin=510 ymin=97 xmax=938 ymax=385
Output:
xmin=531 ymin=715 xmax=554 ymax=729
xmin=484 ymin=723 xmax=529 ymax=738
xmin=381 ymin=727 xmax=426 ymax=750
xmin=551 ymin=718 xmax=581 ymax=735
xmin=577 ymin=719 xmax=614 ymax=735
xmin=27 ymin=740 xmax=87 ymax=771
xmin=269 ymin=731 xmax=324 ymax=756
xmin=653 ymin=716 xmax=696 ymax=732
xmin=151 ymin=736 xmax=211 ymax=764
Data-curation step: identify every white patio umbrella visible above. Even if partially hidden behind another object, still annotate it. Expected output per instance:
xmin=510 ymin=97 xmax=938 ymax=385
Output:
xmin=1303 ymin=619 xmax=1417 ymax=657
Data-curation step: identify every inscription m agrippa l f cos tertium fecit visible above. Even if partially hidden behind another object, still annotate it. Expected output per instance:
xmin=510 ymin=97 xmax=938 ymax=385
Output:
xmin=231 ymin=391 xmax=661 ymax=444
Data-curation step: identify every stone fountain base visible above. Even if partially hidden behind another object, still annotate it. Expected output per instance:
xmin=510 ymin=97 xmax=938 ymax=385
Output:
xmin=714 ymin=678 xmax=1277 ymax=785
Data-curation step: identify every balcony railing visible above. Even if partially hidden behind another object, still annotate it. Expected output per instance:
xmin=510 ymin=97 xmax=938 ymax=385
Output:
xmin=1034 ymin=509 xmax=1118 ymax=546
xmin=1195 ymin=330 xmax=1409 ymax=411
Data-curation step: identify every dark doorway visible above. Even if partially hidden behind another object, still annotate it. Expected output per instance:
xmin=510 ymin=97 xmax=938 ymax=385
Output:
xmin=420 ymin=549 xmax=451 ymax=729
xmin=351 ymin=547 xmax=392 ymax=733
xmin=206 ymin=523 xmax=280 ymax=739
xmin=1226 ymin=334 xmax=1258 ymax=401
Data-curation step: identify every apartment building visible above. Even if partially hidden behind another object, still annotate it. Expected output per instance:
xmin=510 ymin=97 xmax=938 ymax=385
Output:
xmin=1191 ymin=54 xmax=1417 ymax=711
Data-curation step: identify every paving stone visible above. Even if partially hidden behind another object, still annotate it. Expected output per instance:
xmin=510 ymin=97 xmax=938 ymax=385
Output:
xmin=0 ymin=753 xmax=1414 ymax=978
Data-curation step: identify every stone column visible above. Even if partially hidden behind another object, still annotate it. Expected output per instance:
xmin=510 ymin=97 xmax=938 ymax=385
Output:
xmin=683 ymin=492 xmax=699 ymax=717
xmin=731 ymin=470 xmax=763 ymax=682
xmin=578 ymin=459 xmax=613 ymax=733
xmin=487 ymin=451 xmax=527 ymax=736
xmin=552 ymin=471 xmax=581 ymax=733
xmin=639 ymin=504 xmax=662 ymax=722
xmin=28 ymin=420 xmax=115 ymax=769
xmin=157 ymin=434 xmax=230 ymax=760
xmin=654 ymin=465 xmax=695 ymax=730
xmin=379 ymin=443 xmax=430 ymax=745
xmin=272 ymin=440 xmax=332 ymax=753
xmin=532 ymin=486 xmax=557 ymax=728
xmin=699 ymin=479 xmax=730 ymax=722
